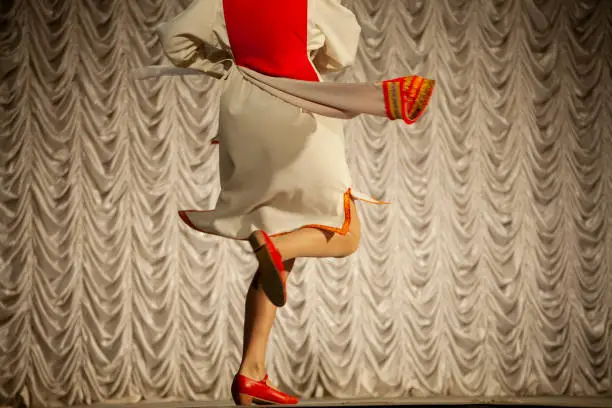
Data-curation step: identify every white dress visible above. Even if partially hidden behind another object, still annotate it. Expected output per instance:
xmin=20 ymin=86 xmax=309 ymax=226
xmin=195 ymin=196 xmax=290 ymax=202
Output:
xmin=150 ymin=0 xmax=389 ymax=241
xmin=145 ymin=0 xmax=435 ymax=241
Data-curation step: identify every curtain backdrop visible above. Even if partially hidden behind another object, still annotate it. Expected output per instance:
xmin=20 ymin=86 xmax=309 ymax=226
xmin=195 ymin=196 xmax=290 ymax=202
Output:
xmin=1 ymin=0 xmax=611 ymax=406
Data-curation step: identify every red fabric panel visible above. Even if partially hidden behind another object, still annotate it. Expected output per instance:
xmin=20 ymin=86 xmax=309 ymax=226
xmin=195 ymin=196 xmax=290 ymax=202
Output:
xmin=222 ymin=0 xmax=320 ymax=82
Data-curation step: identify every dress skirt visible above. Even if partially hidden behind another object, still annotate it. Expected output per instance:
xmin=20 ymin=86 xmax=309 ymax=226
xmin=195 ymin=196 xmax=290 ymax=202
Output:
xmin=178 ymin=67 xmax=385 ymax=240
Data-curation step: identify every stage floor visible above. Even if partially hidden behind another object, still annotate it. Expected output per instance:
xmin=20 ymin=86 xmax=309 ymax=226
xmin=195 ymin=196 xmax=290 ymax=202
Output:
xmin=75 ymin=396 xmax=612 ymax=408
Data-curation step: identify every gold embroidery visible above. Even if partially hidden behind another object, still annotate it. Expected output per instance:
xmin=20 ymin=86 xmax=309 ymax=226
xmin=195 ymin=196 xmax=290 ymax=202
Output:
xmin=383 ymin=75 xmax=435 ymax=125
xmin=405 ymin=78 xmax=435 ymax=123
xmin=383 ymin=80 xmax=403 ymax=120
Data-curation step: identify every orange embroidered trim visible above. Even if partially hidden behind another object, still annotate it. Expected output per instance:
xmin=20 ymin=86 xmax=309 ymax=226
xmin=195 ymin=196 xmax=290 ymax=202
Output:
xmin=382 ymin=75 xmax=435 ymax=125
xmin=269 ymin=189 xmax=353 ymax=238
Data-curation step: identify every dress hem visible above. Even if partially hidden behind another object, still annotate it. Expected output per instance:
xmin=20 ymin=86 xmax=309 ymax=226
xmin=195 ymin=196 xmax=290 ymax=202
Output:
xmin=178 ymin=188 xmax=389 ymax=241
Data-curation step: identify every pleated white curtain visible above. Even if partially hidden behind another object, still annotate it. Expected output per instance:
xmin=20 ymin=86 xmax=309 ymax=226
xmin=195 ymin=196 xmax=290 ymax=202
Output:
xmin=1 ymin=0 xmax=611 ymax=406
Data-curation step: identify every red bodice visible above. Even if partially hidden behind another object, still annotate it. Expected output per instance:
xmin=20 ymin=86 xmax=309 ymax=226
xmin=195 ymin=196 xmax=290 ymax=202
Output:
xmin=222 ymin=0 xmax=320 ymax=82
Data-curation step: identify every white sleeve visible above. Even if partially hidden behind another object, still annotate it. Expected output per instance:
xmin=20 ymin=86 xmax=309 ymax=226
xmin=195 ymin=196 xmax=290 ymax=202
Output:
xmin=155 ymin=0 xmax=231 ymax=79
xmin=310 ymin=0 xmax=362 ymax=72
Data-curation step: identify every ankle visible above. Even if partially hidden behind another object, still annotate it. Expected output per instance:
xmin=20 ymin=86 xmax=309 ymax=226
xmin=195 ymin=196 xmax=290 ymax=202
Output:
xmin=238 ymin=361 xmax=266 ymax=380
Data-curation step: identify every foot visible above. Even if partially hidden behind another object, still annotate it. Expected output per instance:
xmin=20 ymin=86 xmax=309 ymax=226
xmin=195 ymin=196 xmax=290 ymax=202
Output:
xmin=231 ymin=372 xmax=299 ymax=405
xmin=248 ymin=231 xmax=287 ymax=307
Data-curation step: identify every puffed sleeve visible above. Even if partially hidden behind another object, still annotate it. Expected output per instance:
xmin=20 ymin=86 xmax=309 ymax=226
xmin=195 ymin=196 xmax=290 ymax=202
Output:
xmin=155 ymin=0 xmax=232 ymax=79
xmin=310 ymin=0 xmax=362 ymax=72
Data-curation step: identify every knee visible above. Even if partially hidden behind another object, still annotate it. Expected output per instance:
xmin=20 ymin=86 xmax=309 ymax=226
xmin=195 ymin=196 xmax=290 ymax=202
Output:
xmin=336 ymin=230 xmax=360 ymax=258
xmin=347 ymin=234 xmax=360 ymax=256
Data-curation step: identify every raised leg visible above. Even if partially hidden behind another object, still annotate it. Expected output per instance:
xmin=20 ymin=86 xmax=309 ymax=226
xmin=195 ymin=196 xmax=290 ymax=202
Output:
xmin=248 ymin=200 xmax=361 ymax=307
xmin=258 ymin=199 xmax=361 ymax=262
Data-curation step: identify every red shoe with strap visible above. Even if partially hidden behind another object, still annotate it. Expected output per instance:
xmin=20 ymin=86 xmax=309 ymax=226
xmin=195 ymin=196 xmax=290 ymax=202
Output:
xmin=231 ymin=373 xmax=299 ymax=405
xmin=248 ymin=230 xmax=287 ymax=307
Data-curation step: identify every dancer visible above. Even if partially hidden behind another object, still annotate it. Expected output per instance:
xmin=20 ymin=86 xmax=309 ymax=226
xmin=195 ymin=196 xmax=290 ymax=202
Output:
xmin=140 ymin=0 xmax=434 ymax=405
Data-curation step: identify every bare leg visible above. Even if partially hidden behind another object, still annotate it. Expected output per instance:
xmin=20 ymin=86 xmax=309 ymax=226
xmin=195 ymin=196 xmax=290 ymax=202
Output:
xmin=246 ymin=199 xmax=361 ymax=307
xmin=233 ymin=200 xmax=361 ymax=404
xmin=238 ymin=200 xmax=360 ymax=376
xmin=238 ymin=258 xmax=296 ymax=380
xmin=271 ymin=199 xmax=361 ymax=261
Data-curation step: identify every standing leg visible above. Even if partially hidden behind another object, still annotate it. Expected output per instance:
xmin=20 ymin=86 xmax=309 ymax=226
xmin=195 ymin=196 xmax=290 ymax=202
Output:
xmin=232 ymin=259 xmax=298 ymax=405
xmin=238 ymin=258 xmax=295 ymax=380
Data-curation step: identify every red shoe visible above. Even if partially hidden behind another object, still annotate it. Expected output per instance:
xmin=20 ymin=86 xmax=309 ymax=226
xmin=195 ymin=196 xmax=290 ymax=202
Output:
xmin=231 ymin=373 xmax=299 ymax=405
xmin=248 ymin=231 xmax=287 ymax=307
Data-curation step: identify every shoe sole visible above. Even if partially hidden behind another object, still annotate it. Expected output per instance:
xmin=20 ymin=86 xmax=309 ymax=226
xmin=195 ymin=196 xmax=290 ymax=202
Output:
xmin=237 ymin=392 xmax=297 ymax=405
